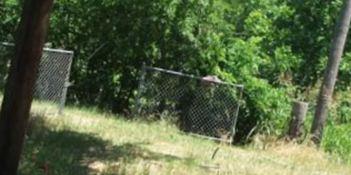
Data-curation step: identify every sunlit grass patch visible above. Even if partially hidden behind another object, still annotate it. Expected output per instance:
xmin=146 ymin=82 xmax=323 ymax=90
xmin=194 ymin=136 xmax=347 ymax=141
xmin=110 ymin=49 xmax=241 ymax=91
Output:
xmin=17 ymin=105 xmax=351 ymax=175
xmin=323 ymin=124 xmax=351 ymax=165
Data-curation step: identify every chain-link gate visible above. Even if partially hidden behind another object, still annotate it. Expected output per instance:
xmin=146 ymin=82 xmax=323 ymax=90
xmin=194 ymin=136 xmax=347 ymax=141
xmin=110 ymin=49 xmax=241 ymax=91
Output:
xmin=0 ymin=42 xmax=73 ymax=115
xmin=135 ymin=66 xmax=244 ymax=143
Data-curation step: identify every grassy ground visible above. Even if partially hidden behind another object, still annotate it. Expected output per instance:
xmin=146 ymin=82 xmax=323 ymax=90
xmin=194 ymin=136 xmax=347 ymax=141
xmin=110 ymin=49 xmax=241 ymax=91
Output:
xmin=18 ymin=105 xmax=351 ymax=175
xmin=323 ymin=123 xmax=351 ymax=165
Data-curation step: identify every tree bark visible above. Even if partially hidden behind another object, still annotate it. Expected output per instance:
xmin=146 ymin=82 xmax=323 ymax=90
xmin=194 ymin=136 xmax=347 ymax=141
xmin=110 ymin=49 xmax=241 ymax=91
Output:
xmin=288 ymin=101 xmax=308 ymax=140
xmin=0 ymin=0 xmax=54 ymax=174
xmin=311 ymin=0 xmax=351 ymax=145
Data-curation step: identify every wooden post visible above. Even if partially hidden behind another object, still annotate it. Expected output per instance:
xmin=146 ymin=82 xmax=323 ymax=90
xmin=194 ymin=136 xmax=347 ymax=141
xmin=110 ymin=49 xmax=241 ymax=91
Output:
xmin=288 ymin=101 xmax=308 ymax=140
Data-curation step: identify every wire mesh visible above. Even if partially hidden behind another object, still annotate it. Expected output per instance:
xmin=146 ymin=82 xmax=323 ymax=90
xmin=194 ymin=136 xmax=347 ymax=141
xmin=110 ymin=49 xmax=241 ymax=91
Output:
xmin=0 ymin=42 xmax=73 ymax=115
xmin=135 ymin=66 xmax=244 ymax=143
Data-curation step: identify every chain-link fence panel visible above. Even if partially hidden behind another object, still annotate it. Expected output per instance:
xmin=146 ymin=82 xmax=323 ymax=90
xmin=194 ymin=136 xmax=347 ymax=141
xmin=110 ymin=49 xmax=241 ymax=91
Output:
xmin=135 ymin=66 xmax=244 ymax=143
xmin=0 ymin=42 xmax=73 ymax=115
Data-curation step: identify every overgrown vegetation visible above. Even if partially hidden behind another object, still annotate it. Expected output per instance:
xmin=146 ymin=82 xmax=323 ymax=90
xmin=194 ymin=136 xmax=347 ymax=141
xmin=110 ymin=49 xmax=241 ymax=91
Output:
xmin=1 ymin=0 xmax=351 ymax=169
xmin=19 ymin=108 xmax=351 ymax=174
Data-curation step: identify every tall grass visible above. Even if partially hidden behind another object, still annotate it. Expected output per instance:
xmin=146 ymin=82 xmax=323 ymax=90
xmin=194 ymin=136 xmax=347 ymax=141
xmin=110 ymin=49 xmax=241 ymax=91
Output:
xmin=18 ymin=106 xmax=351 ymax=175
xmin=323 ymin=123 xmax=351 ymax=165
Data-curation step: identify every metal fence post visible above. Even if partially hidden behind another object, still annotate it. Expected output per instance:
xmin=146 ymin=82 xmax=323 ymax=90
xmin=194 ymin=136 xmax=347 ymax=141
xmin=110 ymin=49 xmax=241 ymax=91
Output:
xmin=57 ymin=51 xmax=73 ymax=115
xmin=1 ymin=42 xmax=74 ymax=115
xmin=134 ymin=63 xmax=147 ymax=115
xmin=58 ymin=82 xmax=71 ymax=115
xmin=230 ymin=85 xmax=244 ymax=144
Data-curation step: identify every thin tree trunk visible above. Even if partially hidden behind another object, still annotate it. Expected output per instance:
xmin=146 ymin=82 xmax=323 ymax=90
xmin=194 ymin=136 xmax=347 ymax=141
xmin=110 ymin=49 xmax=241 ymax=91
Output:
xmin=311 ymin=0 xmax=351 ymax=145
xmin=0 ymin=0 xmax=54 ymax=174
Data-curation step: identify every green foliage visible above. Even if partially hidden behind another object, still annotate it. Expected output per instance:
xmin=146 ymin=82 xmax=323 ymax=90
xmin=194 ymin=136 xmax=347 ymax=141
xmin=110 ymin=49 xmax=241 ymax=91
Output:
xmin=337 ymin=52 xmax=351 ymax=91
xmin=0 ymin=0 xmax=19 ymax=42
xmin=323 ymin=123 xmax=351 ymax=164
xmin=329 ymin=92 xmax=351 ymax=124
xmin=285 ymin=0 xmax=343 ymax=86
xmin=1 ymin=0 xmax=351 ymax=147
xmin=46 ymin=0 xmax=238 ymax=113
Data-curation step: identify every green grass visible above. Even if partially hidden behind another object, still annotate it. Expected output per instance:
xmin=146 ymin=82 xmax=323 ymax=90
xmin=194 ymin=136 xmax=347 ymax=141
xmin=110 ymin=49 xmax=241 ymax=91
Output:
xmin=323 ymin=123 xmax=351 ymax=165
xmin=18 ymin=105 xmax=351 ymax=175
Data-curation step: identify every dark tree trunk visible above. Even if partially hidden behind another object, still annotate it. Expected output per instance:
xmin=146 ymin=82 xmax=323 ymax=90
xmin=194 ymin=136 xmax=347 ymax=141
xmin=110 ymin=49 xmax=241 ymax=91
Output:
xmin=0 ymin=0 xmax=54 ymax=174
xmin=311 ymin=0 xmax=351 ymax=145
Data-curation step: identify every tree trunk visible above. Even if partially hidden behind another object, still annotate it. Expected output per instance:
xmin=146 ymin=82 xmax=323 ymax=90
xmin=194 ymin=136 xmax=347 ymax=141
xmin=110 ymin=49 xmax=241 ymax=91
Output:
xmin=0 ymin=0 xmax=54 ymax=174
xmin=311 ymin=0 xmax=351 ymax=145
xmin=288 ymin=101 xmax=308 ymax=140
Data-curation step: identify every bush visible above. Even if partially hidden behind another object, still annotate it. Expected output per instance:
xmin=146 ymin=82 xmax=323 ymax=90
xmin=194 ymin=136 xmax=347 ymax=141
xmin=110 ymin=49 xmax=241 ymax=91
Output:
xmin=323 ymin=123 xmax=351 ymax=164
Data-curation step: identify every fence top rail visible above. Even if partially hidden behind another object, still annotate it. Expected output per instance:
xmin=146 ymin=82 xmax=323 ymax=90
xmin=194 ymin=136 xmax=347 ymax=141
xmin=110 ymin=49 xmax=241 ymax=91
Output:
xmin=144 ymin=66 xmax=244 ymax=89
xmin=1 ymin=42 xmax=74 ymax=55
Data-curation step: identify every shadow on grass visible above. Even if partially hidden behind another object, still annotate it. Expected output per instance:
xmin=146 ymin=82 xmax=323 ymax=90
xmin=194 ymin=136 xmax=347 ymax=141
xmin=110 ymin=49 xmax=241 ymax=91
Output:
xmin=19 ymin=116 xmax=190 ymax=175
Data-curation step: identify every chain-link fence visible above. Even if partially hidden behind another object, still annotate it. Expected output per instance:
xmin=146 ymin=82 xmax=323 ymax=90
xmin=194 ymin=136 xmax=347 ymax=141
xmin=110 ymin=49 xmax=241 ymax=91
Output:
xmin=135 ymin=66 xmax=244 ymax=143
xmin=0 ymin=42 xmax=73 ymax=115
